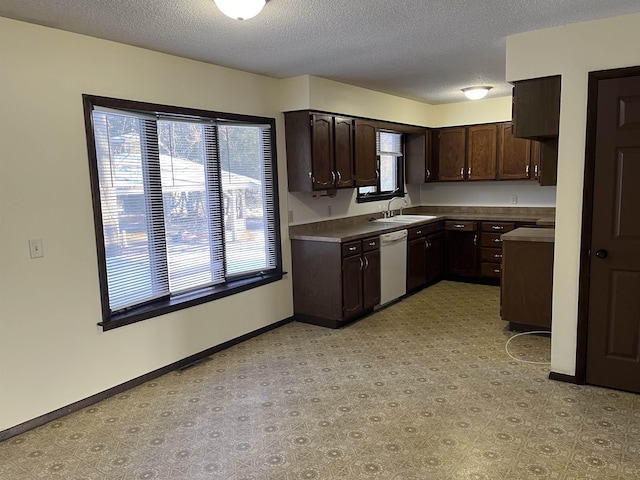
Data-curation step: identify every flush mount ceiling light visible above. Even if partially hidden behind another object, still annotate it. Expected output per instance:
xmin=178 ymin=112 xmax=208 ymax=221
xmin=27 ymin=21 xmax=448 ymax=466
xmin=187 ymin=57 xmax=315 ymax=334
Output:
xmin=214 ymin=0 xmax=267 ymax=20
xmin=462 ymin=86 xmax=492 ymax=100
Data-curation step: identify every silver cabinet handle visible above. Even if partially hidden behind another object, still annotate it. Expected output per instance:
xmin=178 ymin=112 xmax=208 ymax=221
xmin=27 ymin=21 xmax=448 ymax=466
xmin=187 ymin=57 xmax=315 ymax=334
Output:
xmin=331 ymin=171 xmax=336 ymax=185
xmin=534 ymin=164 xmax=539 ymax=179
xmin=474 ymin=234 xmax=478 ymax=246
xmin=364 ymin=256 xmax=369 ymax=270
xmin=492 ymin=238 xmax=502 ymax=243
xmin=368 ymin=241 xmax=376 ymax=247
xmin=359 ymin=257 xmax=364 ymax=270
xmin=493 ymin=268 xmax=500 ymax=273
xmin=494 ymin=253 xmax=503 ymax=259
xmin=460 ymin=167 xmax=464 ymax=179
xmin=349 ymin=246 xmax=357 ymax=251
xmin=416 ymin=230 xmax=422 ymax=235
xmin=426 ymin=169 xmax=431 ymax=180
xmin=526 ymin=164 xmax=530 ymax=176
xmin=492 ymin=225 xmax=503 ymax=230
xmin=454 ymin=224 xmax=465 ymax=228
xmin=467 ymin=167 xmax=471 ymax=177
xmin=335 ymin=170 xmax=342 ymax=184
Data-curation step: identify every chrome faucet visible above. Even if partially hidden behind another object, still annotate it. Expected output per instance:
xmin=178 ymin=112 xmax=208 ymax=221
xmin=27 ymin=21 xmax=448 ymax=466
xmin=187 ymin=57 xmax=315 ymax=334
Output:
xmin=385 ymin=196 xmax=409 ymax=218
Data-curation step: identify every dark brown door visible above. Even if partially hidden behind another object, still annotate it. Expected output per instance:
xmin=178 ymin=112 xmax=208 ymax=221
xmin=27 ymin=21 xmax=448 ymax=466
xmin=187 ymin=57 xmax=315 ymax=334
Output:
xmin=467 ymin=124 xmax=497 ymax=180
xmin=342 ymin=254 xmax=363 ymax=319
xmin=334 ymin=116 xmax=354 ymax=188
xmin=586 ymin=74 xmax=640 ymax=392
xmin=425 ymin=232 xmax=444 ymax=283
xmin=362 ymin=250 xmax=380 ymax=309
xmin=311 ymin=114 xmax=334 ymax=190
xmin=354 ymin=119 xmax=378 ymax=186
xmin=438 ymin=127 xmax=466 ymax=181
xmin=407 ymin=236 xmax=427 ymax=291
xmin=498 ymin=123 xmax=531 ymax=180
xmin=445 ymin=222 xmax=478 ymax=277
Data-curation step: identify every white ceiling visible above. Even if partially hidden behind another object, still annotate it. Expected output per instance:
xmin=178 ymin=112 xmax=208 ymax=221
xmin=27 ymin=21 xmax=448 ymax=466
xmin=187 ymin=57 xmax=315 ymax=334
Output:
xmin=3 ymin=0 xmax=640 ymax=104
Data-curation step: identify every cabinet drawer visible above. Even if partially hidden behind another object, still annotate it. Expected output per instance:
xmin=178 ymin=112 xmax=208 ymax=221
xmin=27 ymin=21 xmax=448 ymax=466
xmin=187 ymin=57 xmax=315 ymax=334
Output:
xmin=362 ymin=237 xmax=380 ymax=252
xmin=481 ymin=222 xmax=515 ymax=233
xmin=481 ymin=247 xmax=503 ymax=263
xmin=445 ymin=221 xmax=476 ymax=232
xmin=481 ymin=262 xmax=502 ymax=278
xmin=482 ymin=232 xmax=504 ymax=247
xmin=408 ymin=222 xmax=444 ymax=240
xmin=342 ymin=241 xmax=362 ymax=257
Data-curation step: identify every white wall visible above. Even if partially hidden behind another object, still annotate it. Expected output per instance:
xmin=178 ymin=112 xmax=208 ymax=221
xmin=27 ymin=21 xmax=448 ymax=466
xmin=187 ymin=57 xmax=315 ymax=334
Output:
xmin=0 ymin=18 xmax=293 ymax=431
xmin=421 ymin=181 xmax=556 ymax=207
xmin=506 ymin=12 xmax=640 ymax=376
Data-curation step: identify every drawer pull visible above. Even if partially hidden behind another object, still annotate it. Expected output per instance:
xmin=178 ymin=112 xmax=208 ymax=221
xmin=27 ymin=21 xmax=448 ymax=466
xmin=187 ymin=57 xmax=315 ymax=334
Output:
xmin=493 ymin=268 xmax=500 ymax=273
xmin=368 ymin=241 xmax=376 ymax=246
xmin=416 ymin=230 xmax=422 ymax=235
xmin=494 ymin=254 xmax=502 ymax=259
xmin=492 ymin=238 xmax=502 ymax=243
xmin=349 ymin=246 xmax=357 ymax=251
xmin=454 ymin=224 xmax=465 ymax=228
xmin=492 ymin=225 xmax=504 ymax=230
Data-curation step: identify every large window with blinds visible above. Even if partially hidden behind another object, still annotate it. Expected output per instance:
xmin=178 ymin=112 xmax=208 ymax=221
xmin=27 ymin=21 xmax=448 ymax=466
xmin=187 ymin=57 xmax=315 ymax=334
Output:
xmin=357 ymin=130 xmax=405 ymax=202
xmin=83 ymin=95 xmax=282 ymax=330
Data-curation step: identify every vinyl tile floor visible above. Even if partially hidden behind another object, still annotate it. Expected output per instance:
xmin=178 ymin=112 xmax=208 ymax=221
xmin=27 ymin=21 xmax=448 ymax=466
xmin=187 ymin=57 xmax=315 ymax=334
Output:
xmin=1 ymin=281 xmax=639 ymax=479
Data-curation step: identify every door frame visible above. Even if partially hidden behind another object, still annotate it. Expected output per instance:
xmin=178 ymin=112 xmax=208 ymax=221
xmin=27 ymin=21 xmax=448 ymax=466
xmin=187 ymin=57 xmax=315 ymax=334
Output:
xmin=576 ymin=65 xmax=640 ymax=384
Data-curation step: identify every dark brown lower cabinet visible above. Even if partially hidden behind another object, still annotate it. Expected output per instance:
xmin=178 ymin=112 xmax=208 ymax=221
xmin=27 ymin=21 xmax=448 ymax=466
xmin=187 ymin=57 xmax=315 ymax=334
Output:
xmin=444 ymin=221 xmax=478 ymax=278
xmin=501 ymin=228 xmax=554 ymax=331
xmin=407 ymin=222 xmax=444 ymax=291
xmin=292 ymin=236 xmax=380 ymax=328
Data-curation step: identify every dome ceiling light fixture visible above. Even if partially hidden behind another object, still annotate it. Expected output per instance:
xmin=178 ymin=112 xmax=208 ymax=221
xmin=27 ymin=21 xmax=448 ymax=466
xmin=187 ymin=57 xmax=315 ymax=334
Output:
xmin=214 ymin=0 xmax=267 ymax=21
xmin=462 ymin=86 xmax=492 ymax=100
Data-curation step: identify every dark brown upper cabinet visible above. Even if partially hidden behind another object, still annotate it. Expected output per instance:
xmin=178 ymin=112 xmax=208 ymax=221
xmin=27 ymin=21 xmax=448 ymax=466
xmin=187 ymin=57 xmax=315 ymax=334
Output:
xmin=405 ymin=130 xmax=434 ymax=184
xmin=437 ymin=127 xmax=467 ymax=181
xmin=284 ymin=111 xmax=354 ymax=192
xmin=467 ymin=124 xmax=498 ymax=180
xmin=512 ymin=75 xmax=561 ymax=139
xmin=498 ymin=122 xmax=531 ymax=180
xmin=354 ymin=119 xmax=378 ymax=187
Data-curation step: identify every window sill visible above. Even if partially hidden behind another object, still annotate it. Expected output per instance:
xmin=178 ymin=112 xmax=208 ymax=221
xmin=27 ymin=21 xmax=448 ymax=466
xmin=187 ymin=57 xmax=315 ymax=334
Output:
xmin=356 ymin=191 xmax=407 ymax=203
xmin=99 ymin=271 xmax=285 ymax=331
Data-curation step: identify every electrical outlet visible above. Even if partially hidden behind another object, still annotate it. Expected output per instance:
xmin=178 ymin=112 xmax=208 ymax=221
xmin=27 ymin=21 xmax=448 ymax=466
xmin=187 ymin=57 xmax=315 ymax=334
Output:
xmin=511 ymin=195 xmax=518 ymax=204
xmin=288 ymin=210 xmax=293 ymax=223
xmin=327 ymin=205 xmax=332 ymax=217
xmin=29 ymin=238 xmax=44 ymax=259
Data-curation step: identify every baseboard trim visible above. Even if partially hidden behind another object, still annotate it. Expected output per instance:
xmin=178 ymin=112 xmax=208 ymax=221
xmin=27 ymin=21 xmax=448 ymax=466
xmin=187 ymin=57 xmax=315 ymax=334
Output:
xmin=0 ymin=317 xmax=294 ymax=442
xmin=549 ymin=371 xmax=579 ymax=384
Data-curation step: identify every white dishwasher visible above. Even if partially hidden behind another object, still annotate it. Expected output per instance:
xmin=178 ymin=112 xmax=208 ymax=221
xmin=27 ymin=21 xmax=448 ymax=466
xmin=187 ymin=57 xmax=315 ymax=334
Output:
xmin=379 ymin=229 xmax=408 ymax=306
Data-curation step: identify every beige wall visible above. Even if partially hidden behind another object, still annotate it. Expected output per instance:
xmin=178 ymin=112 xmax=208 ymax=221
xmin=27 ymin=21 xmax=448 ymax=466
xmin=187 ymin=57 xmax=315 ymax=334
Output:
xmin=506 ymin=12 xmax=640 ymax=376
xmin=0 ymin=18 xmax=293 ymax=431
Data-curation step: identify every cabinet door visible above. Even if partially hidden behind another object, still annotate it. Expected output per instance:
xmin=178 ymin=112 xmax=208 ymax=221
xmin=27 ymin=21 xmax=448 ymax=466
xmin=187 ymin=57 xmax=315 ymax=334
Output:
xmin=437 ymin=127 xmax=466 ymax=181
xmin=498 ymin=123 xmax=531 ymax=180
xmin=467 ymin=124 xmax=497 ymax=180
xmin=354 ymin=119 xmax=378 ymax=186
xmin=425 ymin=231 xmax=444 ymax=283
xmin=405 ymin=130 xmax=433 ymax=183
xmin=334 ymin=116 xmax=354 ymax=188
xmin=445 ymin=224 xmax=478 ymax=277
xmin=407 ymin=236 xmax=427 ymax=291
xmin=311 ymin=114 xmax=335 ymax=190
xmin=342 ymin=254 xmax=363 ymax=319
xmin=362 ymin=249 xmax=381 ymax=309
xmin=512 ymin=76 xmax=561 ymax=138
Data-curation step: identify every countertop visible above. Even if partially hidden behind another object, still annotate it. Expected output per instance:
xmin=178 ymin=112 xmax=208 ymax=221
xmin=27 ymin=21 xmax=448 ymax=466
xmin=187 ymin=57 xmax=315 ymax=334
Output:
xmin=290 ymin=206 xmax=556 ymax=243
xmin=501 ymin=227 xmax=555 ymax=243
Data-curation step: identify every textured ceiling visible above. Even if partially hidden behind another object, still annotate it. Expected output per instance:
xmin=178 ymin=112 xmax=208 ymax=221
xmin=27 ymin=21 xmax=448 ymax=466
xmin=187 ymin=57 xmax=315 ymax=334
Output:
xmin=2 ymin=0 xmax=640 ymax=104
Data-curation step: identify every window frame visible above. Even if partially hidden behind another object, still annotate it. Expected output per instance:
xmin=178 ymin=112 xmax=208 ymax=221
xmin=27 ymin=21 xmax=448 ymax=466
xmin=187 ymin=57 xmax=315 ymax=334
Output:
xmin=82 ymin=95 xmax=283 ymax=331
xmin=356 ymin=129 xmax=406 ymax=203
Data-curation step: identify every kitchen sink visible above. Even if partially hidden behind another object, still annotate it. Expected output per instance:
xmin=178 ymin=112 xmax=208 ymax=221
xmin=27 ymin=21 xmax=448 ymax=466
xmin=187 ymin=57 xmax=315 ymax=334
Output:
xmin=380 ymin=214 xmax=438 ymax=224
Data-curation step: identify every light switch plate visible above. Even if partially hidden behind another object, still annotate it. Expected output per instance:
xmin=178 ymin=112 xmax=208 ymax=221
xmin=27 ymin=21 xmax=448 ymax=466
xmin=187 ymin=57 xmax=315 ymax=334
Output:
xmin=29 ymin=238 xmax=44 ymax=259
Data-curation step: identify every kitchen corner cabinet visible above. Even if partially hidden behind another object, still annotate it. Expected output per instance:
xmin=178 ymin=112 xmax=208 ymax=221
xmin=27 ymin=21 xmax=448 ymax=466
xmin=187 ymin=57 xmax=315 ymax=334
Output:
xmin=354 ymin=119 xmax=378 ymax=187
xmin=444 ymin=221 xmax=479 ymax=277
xmin=498 ymin=123 xmax=532 ymax=180
xmin=405 ymin=130 xmax=435 ymax=183
xmin=291 ymin=236 xmax=380 ymax=328
xmin=437 ymin=127 xmax=467 ymax=181
xmin=285 ymin=111 xmax=354 ymax=192
xmin=530 ymin=138 xmax=558 ymax=186
xmin=407 ymin=222 xmax=444 ymax=291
